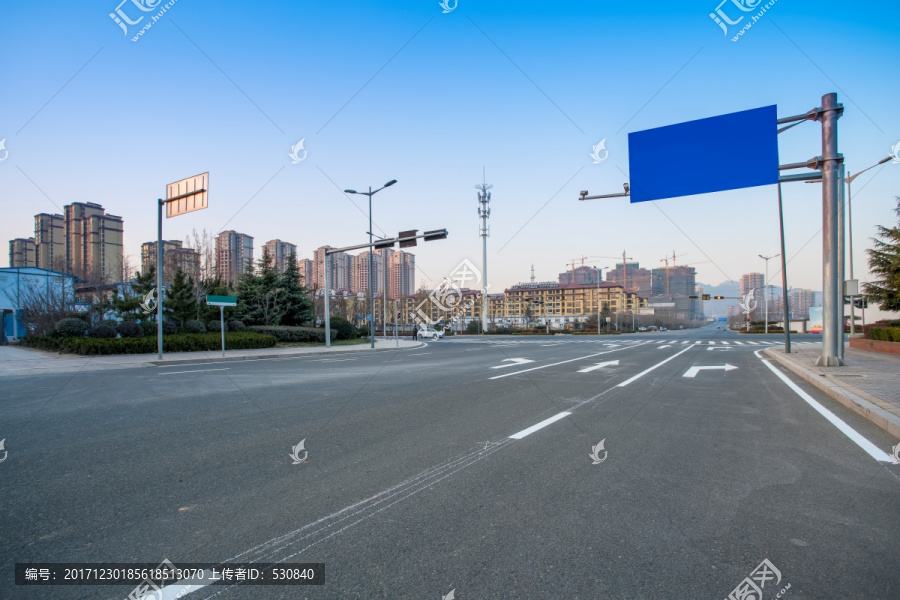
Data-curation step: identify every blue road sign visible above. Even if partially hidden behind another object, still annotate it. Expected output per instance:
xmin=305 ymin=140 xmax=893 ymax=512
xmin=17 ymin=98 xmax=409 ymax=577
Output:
xmin=718 ymin=317 xmax=727 ymax=322
xmin=628 ymin=105 xmax=779 ymax=203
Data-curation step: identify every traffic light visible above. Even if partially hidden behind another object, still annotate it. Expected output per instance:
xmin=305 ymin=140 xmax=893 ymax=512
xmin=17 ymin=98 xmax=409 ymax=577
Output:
xmin=853 ymin=297 xmax=868 ymax=309
xmin=423 ymin=229 xmax=449 ymax=241
xmin=702 ymin=294 xmax=711 ymax=301
xmin=397 ymin=311 xmax=401 ymax=319
xmin=399 ymin=229 xmax=418 ymax=248
xmin=714 ymin=295 xmax=725 ymax=300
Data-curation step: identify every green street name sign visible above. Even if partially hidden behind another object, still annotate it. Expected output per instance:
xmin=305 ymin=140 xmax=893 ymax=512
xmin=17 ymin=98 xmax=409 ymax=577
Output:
xmin=207 ymin=295 xmax=237 ymax=307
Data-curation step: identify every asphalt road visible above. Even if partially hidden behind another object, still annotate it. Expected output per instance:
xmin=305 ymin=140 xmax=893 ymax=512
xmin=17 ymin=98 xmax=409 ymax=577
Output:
xmin=2 ymin=324 xmax=899 ymax=599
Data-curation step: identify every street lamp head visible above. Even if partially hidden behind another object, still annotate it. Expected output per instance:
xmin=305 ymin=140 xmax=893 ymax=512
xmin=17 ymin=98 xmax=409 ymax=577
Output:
xmin=384 ymin=179 xmax=397 ymax=187
xmin=344 ymin=189 xmax=357 ymax=194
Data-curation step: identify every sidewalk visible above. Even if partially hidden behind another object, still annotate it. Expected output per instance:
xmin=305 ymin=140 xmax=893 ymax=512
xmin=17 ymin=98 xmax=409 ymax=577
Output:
xmin=764 ymin=343 xmax=900 ymax=439
xmin=0 ymin=338 xmax=423 ymax=377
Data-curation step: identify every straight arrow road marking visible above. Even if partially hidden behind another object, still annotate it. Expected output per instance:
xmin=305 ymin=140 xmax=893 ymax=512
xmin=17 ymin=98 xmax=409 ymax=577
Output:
xmin=682 ymin=364 xmax=738 ymax=378
xmin=491 ymin=358 xmax=535 ymax=369
xmin=577 ymin=360 xmax=620 ymax=373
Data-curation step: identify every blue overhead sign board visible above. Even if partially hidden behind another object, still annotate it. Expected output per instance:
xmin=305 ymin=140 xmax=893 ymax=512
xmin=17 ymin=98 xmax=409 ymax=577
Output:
xmin=628 ymin=105 xmax=779 ymax=203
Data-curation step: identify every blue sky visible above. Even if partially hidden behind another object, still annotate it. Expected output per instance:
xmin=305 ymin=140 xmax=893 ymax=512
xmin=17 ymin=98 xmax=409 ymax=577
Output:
xmin=1 ymin=0 xmax=898 ymax=311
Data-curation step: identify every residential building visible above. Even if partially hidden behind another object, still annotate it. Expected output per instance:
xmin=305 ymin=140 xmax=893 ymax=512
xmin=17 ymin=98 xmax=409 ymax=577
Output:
xmin=314 ymin=246 xmax=352 ymax=291
xmin=788 ymin=288 xmax=817 ymax=319
xmin=354 ymin=250 xmax=384 ymax=295
xmin=299 ymin=258 xmax=314 ymax=288
xmin=141 ymin=240 xmax=201 ymax=284
xmin=215 ymin=231 xmax=254 ymax=285
xmin=606 ymin=262 xmax=652 ymax=294
xmin=651 ymin=265 xmax=696 ymax=297
xmin=264 ymin=239 xmax=297 ymax=272
xmin=558 ymin=266 xmax=602 ymax=286
xmin=62 ymin=202 xmax=124 ymax=282
xmin=9 ymin=238 xmax=36 ymax=267
xmin=740 ymin=273 xmax=765 ymax=298
xmin=389 ymin=251 xmax=415 ymax=299
xmin=34 ymin=213 xmax=66 ymax=271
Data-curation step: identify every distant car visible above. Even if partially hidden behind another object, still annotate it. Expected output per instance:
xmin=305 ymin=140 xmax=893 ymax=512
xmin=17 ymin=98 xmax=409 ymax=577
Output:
xmin=638 ymin=326 xmax=648 ymax=332
xmin=419 ymin=326 xmax=444 ymax=340
xmin=659 ymin=327 xmax=667 ymax=332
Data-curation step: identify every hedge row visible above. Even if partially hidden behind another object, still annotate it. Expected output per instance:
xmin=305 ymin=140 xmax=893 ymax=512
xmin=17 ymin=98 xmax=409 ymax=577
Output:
xmin=868 ymin=327 xmax=900 ymax=343
xmin=21 ymin=332 xmax=277 ymax=355
xmin=246 ymin=326 xmax=335 ymax=343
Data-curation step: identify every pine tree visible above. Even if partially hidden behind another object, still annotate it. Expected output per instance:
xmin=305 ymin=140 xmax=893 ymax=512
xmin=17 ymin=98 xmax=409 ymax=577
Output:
xmin=279 ymin=251 xmax=314 ymax=326
xmin=113 ymin=265 xmax=157 ymax=321
xmin=865 ymin=197 xmax=900 ymax=311
xmin=164 ymin=268 xmax=198 ymax=325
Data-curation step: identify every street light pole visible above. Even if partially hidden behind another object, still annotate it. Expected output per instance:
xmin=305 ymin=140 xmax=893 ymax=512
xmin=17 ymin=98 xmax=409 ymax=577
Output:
xmin=759 ymin=254 xmax=780 ymax=335
xmin=344 ymin=179 xmax=397 ymax=349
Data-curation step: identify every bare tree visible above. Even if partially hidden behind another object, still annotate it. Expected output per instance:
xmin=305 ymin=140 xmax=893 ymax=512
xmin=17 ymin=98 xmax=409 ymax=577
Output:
xmin=15 ymin=274 xmax=76 ymax=336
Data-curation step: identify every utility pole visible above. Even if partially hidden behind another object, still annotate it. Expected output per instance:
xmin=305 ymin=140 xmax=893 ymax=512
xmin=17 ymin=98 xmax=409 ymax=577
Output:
xmin=621 ymin=250 xmax=633 ymax=291
xmin=477 ymin=171 xmax=492 ymax=334
xmin=530 ymin=264 xmax=535 ymax=284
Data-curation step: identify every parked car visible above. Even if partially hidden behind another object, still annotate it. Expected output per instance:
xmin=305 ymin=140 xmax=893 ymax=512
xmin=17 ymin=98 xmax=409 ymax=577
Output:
xmin=659 ymin=327 xmax=668 ymax=332
xmin=638 ymin=326 xmax=648 ymax=332
xmin=419 ymin=326 xmax=444 ymax=340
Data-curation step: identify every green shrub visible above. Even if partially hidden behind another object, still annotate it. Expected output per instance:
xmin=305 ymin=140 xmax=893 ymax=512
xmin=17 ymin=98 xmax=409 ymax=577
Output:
xmin=247 ymin=325 xmax=335 ymax=343
xmin=55 ymin=318 xmax=90 ymax=338
xmin=140 ymin=321 xmax=156 ymax=337
xmin=329 ymin=316 xmax=356 ymax=340
xmin=89 ymin=324 xmax=118 ymax=339
xmin=869 ymin=327 xmax=900 ymax=342
xmin=184 ymin=320 xmax=207 ymax=334
xmin=162 ymin=320 xmax=177 ymax=335
xmin=116 ymin=321 xmax=143 ymax=338
xmin=21 ymin=332 xmax=277 ymax=355
xmin=207 ymin=320 xmax=224 ymax=333
xmin=357 ymin=325 xmax=370 ymax=337
xmin=102 ymin=319 xmax=119 ymax=329
xmin=227 ymin=319 xmax=245 ymax=332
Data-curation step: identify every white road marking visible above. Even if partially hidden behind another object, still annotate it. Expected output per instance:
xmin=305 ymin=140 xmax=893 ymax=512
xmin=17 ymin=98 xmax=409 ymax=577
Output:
xmin=708 ymin=341 xmax=715 ymax=345
xmin=311 ymin=358 xmax=356 ymax=363
xmin=733 ymin=341 xmax=745 ymax=345
xmin=509 ymin=412 xmax=572 ymax=439
xmin=491 ymin=358 xmax=535 ymax=369
xmin=720 ymin=341 xmax=731 ymax=345
xmin=707 ymin=347 xmax=731 ymax=351
xmin=158 ymin=368 xmax=230 ymax=375
xmin=616 ymin=346 xmax=694 ymax=387
xmin=659 ymin=345 xmax=672 ymax=349
xmin=682 ymin=364 xmax=738 ymax=378
xmin=577 ymin=360 xmax=620 ymax=373
xmin=134 ymin=574 xmax=220 ymax=600
xmin=489 ymin=348 xmax=626 ymax=380
xmin=760 ymin=359 xmax=894 ymax=462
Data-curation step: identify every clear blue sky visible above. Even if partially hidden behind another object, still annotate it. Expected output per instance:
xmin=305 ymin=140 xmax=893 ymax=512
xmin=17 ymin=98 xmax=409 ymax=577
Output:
xmin=2 ymin=1 xmax=898 ymax=310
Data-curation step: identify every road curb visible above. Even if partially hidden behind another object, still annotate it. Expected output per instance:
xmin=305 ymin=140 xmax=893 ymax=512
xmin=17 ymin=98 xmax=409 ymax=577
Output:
xmin=150 ymin=343 xmax=424 ymax=367
xmin=763 ymin=347 xmax=900 ymax=439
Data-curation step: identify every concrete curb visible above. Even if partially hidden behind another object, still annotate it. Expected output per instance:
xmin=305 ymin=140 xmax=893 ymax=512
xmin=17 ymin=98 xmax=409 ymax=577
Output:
xmin=764 ymin=347 xmax=900 ymax=439
xmin=150 ymin=341 xmax=426 ymax=367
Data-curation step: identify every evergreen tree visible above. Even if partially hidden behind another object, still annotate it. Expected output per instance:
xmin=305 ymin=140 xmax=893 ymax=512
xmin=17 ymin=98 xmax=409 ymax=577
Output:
xmin=236 ymin=249 xmax=284 ymax=326
xmin=164 ymin=268 xmax=198 ymax=325
xmin=865 ymin=197 xmax=900 ymax=311
xmin=279 ymin=251 xmax=314 ymax=326
xmin=113 ymin=265 xmax=157 ymax=321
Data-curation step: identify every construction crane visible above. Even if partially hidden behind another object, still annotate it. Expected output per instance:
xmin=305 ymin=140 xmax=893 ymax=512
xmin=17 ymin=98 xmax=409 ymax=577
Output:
xmin=567 ymin=256 xmax=588 ymax=284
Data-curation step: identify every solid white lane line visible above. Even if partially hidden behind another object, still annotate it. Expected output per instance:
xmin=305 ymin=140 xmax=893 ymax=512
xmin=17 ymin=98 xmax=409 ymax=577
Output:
xmin=489 ymin=349 xmax=624 ymax=380
xmin=158 ymin=368 xmax=230 ymax=375
xmin=760 ymin=359 xmax=894 ymax=463
xmin=616 ymin=346 xmax=694 ymax=388
xmin=509 ymin=412 xmax=572 ymax=439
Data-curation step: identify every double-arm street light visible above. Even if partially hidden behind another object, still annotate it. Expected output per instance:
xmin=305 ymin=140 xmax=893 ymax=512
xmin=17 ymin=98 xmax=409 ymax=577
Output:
xmin=344 ymin=179 xmax=397 ymax=348
xmin=845 ymin=156 xmax=894 ymax=334
xmin=759 ymin=253 xmax=780 ymax=334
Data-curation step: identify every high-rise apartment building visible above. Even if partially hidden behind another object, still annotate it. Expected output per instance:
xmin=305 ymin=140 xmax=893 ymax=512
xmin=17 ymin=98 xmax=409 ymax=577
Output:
xmin=34 ymin=213 xmax=66 ymax=271
xmin=559 ymin=266 xmax=602 ymax=286
xmin=63 ymin=202 xmax=124 ymax=282
xmin=141 ymin=240 xmax=201 ymax=284
xmin=354 ymin=250 xmax=384 ymax=295
xmin=299 ymin=258 xmax=314 ymax=287
xmin=788 ymin=288 xmax=816 ymax=319
xmin=9 ymin=238 xmax=36 ymax=267
xmin=740 ymin=273 xmax=765 ymax=298
xmin=651 ymin=265 xmax=696 ymax=297
xmin=389 ymin=251 xmax=415 ymax=299
xmin=215 ymin=231 xmax=254 ymax=285
xmin=263 ymin=239 xmax=297 ymax=272
xmin=606 ymin=262 xmax=652 ymax=294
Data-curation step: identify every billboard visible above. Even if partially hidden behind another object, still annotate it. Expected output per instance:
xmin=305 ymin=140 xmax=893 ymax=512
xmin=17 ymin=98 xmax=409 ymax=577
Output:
xmin=166 ymin=172 xmax=209 ymax=218
xmin=628 ymin=105 xmax=779 ymax=203
xmin=808 ymin=306 xmax=823 ymax=334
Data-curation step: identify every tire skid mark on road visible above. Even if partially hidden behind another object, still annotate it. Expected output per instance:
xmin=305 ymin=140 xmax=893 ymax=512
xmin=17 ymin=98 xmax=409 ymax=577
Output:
xmin=192 ymin=439 xmax=515 ymax=600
